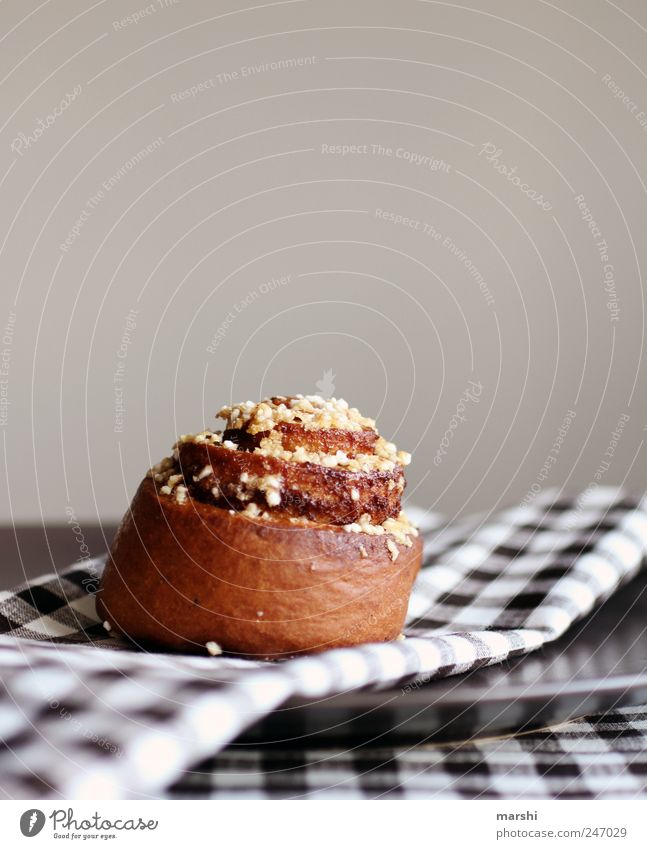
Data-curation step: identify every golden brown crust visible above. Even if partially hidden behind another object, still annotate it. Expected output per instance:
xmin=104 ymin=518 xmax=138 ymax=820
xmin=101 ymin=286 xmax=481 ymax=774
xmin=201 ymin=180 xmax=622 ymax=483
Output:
xmin=179 ymin=440 xmax=404 ymax=525
xmin=97 ymin=478 xmax=422 ymax=659
xmin=224 ymin=421 xmax=379 ymax=455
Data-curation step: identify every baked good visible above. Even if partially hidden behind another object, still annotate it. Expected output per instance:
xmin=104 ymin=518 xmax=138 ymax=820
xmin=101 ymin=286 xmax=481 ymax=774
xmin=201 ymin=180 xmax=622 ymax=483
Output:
xmin=97 ymin=395 xmax=422 ymax=658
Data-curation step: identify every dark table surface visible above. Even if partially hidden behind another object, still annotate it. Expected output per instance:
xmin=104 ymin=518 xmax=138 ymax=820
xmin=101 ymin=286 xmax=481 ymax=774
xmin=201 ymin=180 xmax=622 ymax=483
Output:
xmin=1 ymin=524 xmax=118 ymax=588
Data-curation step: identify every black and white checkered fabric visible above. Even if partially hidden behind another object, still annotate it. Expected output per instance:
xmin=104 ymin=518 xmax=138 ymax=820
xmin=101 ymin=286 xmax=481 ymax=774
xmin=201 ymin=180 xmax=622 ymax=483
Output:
xmin=169 ymin=704 xmax=647 ymax=799
xmin=0 ymin=486 xmax=646 ymax=799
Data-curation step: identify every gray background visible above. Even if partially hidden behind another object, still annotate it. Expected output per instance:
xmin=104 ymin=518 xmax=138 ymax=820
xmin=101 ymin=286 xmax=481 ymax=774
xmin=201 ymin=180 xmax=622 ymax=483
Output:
xmin=0 ymin=0 xmax=645 ymax=528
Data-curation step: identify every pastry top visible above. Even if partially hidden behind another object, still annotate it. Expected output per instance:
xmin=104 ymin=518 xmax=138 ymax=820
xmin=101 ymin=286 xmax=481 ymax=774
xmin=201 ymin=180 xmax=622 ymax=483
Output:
xmin=146 ymin=395 xmax=417 ymax=546
xmin=175 ymin=426 xmax=409 ymax=473
xmin=217 ymin=394 xmax=376 ymax=434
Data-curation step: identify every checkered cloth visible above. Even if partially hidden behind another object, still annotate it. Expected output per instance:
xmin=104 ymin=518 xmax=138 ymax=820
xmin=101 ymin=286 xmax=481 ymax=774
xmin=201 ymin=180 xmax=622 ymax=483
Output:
xmin=0 ymin=486 xmax=646 ymax=799
xmin=169 ymin=704 xmax=647 ymax=799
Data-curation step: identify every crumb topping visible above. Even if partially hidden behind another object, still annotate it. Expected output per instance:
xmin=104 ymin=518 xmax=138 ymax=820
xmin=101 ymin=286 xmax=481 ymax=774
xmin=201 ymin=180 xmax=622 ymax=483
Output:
xmin=147 ymin=455 xmax=175 ymax=482
xmin=159 ymin=473 xmax=183 ymax=495
xmin=167 ymin=429 xmax=409 ymax=474
xmin=206 ymin=641 xmax=223 ymax=656
xmin=193 ymin=464 xmax=213 ymax=481
xmin=164 ymin=397 xmax=410 ymax=473
xmin=217 ymin=395 xmax=376 ymax=434
xmin=257 ymin=473 xmax=282 ymax=507
xmin=174 ymin=485 xmax=188 ymax=505
xmin=343 ymin=511 xmax=418 ymax=546
xmin=386 ymin=539 xmax=400 ymax=561
xmin=173 ymin=431 xmax=223 ymax=460
xmin=147 ymin=395 xmax=417 ymax=543
xmin=239 ymin=502 xmax=271 ymax=520
xmin=253 ymin=432 xmax=409 ymax=472
xmin=232 ymin=472 xmax=284 ymax=506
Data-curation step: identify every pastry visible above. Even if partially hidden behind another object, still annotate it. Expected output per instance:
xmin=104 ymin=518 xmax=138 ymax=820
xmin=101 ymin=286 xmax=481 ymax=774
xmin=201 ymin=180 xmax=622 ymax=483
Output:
xmin=97 ymin=395 xmax=422 ymax=658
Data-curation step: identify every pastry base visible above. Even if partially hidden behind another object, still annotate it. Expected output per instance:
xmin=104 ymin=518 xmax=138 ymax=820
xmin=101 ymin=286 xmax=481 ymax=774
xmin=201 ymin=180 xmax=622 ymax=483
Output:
xmin=97 ymin=478 xmax=422 ymax=659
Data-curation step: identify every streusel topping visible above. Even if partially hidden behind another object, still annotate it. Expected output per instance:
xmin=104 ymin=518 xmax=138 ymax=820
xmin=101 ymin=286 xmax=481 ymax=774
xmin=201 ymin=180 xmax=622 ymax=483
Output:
xmin=217 ymin=395 xmax=376 ymax=434
xmin=342 ymin=511 xmax=419 ymax=546
xmin=252 ymin=428 xmax=410 ymax=472
xmin=146 ymin=396 xmax=418 ymax=554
